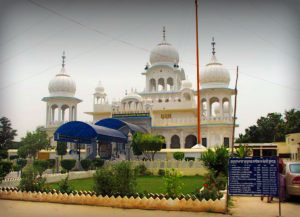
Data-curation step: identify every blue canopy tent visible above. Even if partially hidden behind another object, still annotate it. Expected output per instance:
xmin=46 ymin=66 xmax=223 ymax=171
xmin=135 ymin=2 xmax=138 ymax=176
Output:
xmin=54 ymin=121 xmax=127 ymax=144
xmin=95 ymin=118 xmax=147 ymax=134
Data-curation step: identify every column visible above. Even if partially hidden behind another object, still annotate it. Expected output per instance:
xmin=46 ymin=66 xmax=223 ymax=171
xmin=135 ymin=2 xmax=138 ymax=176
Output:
xmin=46 ymin=104 xmax=49 ymax=126
xmin=219 ymin=97 xmax=223 ymax=117
xmin=69 ymin=105 xmax=73 ymax=121
xmin=180 ymin=131 xmax=184 ymax=149
xmin=207 ymin=98 xmax=211 ymax=117
xmin=74 ymin=107 xmax=77 ymax=120
xmin=58 ymin=106 xmax=62 ymax=122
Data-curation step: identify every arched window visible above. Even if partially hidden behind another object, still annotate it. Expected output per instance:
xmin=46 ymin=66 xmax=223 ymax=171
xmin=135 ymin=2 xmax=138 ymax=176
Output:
xmin=170 ymin=135 xmax=180 ymax=148
xmin=222 ymin=98 xmax=230 ymax=116
xmin=166 ymin=77 xmax=174 ymax=91
xmin=149 ymin=78 xmax=156 ymax=92
xmin=61 ymin=104 xmax=70 ymax=122
xmin=201 ymin=98 xmax=208 ymax=116
xmin=185 ymin=135 xmax=197 ymax=148
xmin=209 ymin=97 xmax=220 ymax=117
xmin=51 ymin=104 xmax=58 ymax=121
xmin=158 ymin=78 xmax=165 ymax=91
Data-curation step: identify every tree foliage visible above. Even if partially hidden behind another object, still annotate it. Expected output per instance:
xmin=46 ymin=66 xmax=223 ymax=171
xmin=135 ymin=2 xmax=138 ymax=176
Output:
xmin=0 ymin=161 xmax=12 ymax=183
xmin=236 ymin=109 xmax=300 ymax=143
xmin=201 ymin=146 xmax=229 ymax=177
xmin=18 ymin=164 xmax=46 ymax=192
xmin=60 ymin=159 xmax=76 ymax=172
xmin=0 ymin=117 xmax=17 ymax=149
xmin=173 ymin=152 xmax=185 ymax=161
xmin=33 ymin=160 xmax=49 ymax=176
xmin=131 ymin=132 xmax=164 ymax=160
xmin=18 ymin=127 xmax=49 ymax=159
xmin=56 ymin=141 xmax=67 ymax=160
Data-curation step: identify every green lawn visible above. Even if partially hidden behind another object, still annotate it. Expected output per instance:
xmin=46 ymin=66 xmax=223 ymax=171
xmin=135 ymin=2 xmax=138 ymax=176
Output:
xmin=50 ymin=176 xmax=204 ymax=194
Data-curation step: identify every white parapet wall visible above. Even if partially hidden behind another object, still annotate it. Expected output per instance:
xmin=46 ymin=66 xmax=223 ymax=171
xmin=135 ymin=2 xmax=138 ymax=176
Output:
xmin=0 ymin=188 xmax=227 ymax=213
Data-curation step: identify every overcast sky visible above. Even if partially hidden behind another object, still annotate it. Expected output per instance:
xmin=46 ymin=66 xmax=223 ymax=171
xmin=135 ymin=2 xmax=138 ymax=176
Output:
xmin=0 ymin=0 xmax=300 ymax=141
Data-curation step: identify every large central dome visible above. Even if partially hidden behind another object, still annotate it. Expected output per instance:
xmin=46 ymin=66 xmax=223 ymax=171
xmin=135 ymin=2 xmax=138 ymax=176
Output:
xmin=150 ymin=41 xmax=179 ymax=65
xmin=149 ymin=28 xmax=179 ymax=65
xmin=48 ymin=68 xmax=76 ymax=97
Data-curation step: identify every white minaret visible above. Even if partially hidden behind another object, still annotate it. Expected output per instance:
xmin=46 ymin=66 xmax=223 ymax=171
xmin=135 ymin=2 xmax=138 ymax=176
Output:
xmin=42 ymin=51 xmax=82 ymax=129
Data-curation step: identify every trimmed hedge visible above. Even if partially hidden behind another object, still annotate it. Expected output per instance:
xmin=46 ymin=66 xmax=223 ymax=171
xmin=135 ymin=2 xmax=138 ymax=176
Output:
xmin=61 ymin=159 xmax=76 ymax=172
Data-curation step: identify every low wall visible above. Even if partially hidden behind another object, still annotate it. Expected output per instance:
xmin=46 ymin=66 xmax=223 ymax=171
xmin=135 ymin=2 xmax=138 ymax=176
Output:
xmin=118 ymin=160 xmax=208 ymax=176
xmin=1 ymin=171 xmax=96 ymax=187
xmin=0 ymin=188 xmax=226 ymax=213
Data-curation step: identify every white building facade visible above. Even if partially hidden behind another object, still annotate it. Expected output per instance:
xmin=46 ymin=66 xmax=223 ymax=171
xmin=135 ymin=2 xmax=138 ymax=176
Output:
xmin=86 ymin=31 xmax=237 ymax=149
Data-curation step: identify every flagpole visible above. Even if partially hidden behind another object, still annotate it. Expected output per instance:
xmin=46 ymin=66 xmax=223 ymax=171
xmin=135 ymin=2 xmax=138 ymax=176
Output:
xmin=195 ymin=0 xmax=201 ymax=144
xmin=231 ymin=66 xmax=239 ymax=153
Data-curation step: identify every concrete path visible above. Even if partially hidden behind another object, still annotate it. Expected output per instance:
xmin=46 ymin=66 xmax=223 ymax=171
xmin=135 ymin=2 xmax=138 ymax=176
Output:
xmin=231 ymin=196 xmax=300 ymax=217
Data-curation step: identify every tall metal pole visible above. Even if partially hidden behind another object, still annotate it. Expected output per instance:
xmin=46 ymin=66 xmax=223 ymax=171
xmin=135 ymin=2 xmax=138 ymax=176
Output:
xmin=231 ymin=66 xmax=239 ymax=154
xmin=195 ymin=0 xmax=201 ymax=144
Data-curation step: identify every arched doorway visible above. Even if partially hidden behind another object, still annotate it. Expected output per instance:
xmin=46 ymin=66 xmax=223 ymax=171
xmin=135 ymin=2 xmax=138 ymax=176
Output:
xmin=170 ymin=135 xmax=180 ymax=148
xmin=185 ymin=135 xmax=197 ymax=148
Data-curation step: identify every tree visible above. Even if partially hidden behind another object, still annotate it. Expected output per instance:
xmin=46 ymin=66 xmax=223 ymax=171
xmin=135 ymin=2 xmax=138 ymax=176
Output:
xmin=0 ymin=161 xmax=12 ymax=183
xmin=132 ymin=133 xmax=164 ymax=160
xmin=285 ymin=109 xmax=300 ymax=134
xmin=33 ymin=160 xmax=49 ymax=176
xmin=56 ymin=141 xmax=67 ymax=160
xmin=18 ymin=127 xmax=49 ymax=159
xmin=61 ymin=159 xmax=76 ymax=172
xmin=131 ymin=133 xmax=143 ymax=159
xmin=173 ymin=152 xmax=185 ymax=161
xmin=0 ymin=117 xmax=17 ymax=149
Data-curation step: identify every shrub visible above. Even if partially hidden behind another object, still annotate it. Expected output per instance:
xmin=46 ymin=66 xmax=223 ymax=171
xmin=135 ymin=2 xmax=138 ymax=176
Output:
xmin=185 ymin=157 xmax=195 ymax=161
xmin=0 ymin=149 xmax=8 ymax=160
xmin=47 ymin=159 xmax=56 ymax=169
xmin=61 ymin=159 xmax=76 ymax=172
xmin=92 ymin=158 xmax=105 ymax=169
xmin=80 ymin=159 xmax=92 ymax=171
xmin=134 ymin=164 xmax=148 ymax=176
xmin=18 ymin=164 xmax=46 ymax=192
xmin=173 ymin=152 xmax=184 ymax=161
xmin=0 ymin=161 xmax=12 ymax=183
xmin=163 ymin=168 xmax=183 ymax=197
xmin=60 ymin=169 xmax=67 ymax=174
xmin=58 ymin=175 xmax=73 ymax=194
xmin=16 ymin=158 xmax=27 ymax=170
xmin=33 ymin=160 xmax=49 ymax=176
xmin=194 ymin=185 xmax=223 ymax=201
xmin=201 ymin=146 xmax=229 ymax=176
xmin=93 ymin=167 xmax=115 ymax=195
xmin=158 ymin=169 xmax=165 ymax=176
xmin=113 ymin=161 xmax=137 ymax=195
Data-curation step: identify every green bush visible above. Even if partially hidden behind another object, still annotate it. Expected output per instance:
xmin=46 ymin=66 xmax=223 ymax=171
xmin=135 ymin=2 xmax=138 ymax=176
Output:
xmin=80 ymin=159 xmax=92 ymax=171
xmin=92 ymin=158 xmax=105 ymax=168
xmin=173 ymin=152 xmax=184 ymax=161
xmin=0 ymin=149 xmax=8 ymax=160
xmin=16 ymin=158 xmax=27 ymax=170
xmin=134 ymin=164 xmax=148 ymax=176
xmin=47 ymin=159 xmax=56 ymax=169
xmin=33 ymin=160 xmax=49 ymax=176
xmin=0 ymin=161 xmax=12 ymax=183
xmin=113 ymin=161 xmax=137 ymax=195
xmin=58 ymin=175 xmax=73 ymax=194
xmin=185 ymin=157 xmax=195 ymax=161
xmin=61 ymin=159 xmax=76 ymax=172
xmin=18 ymin=164 xmax=46 ymax=192
xmin=163 ymin=168 xmax=183 ymax=197
xmin=201 ymin=146 xmax=229 ymax=176
xmin=60 ymin=169 xmax=67 ymax=174
xmin=194 ymin=185 xmax=223 ymax=201
xmin=93 ymin=167 xmax=115 ymax=195
xmin=158 ymin=169 xmax=165 ymax=176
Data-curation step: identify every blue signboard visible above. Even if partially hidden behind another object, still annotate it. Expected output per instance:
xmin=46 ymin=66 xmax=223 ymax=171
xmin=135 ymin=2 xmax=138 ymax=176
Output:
xmin=229 ymin=157 xmax=278 ymax=196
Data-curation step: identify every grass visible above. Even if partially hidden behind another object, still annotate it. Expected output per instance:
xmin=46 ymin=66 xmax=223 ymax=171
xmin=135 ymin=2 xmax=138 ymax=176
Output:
xmin=49 ymin=175 xmax=204 ymax=194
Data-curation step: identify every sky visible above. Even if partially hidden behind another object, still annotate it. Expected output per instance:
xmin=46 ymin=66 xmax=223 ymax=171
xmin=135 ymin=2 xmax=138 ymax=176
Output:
xmin=0 ymin=0 xmax=300 ymax=141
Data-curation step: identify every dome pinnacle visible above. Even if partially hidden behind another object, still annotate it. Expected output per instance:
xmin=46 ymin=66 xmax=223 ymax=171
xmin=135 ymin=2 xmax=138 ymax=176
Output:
xmin=211 ymin=37 xmax=216 ymax=55
xmin=62 ymin=51 xmax=66 ymax=68
xmin=163 ymin=26 xmax=166 ymax=41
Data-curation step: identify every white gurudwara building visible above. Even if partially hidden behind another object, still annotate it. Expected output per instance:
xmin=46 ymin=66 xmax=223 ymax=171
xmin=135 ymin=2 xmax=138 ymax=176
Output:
xmin=85 ymin=31 xmax=236 ymax=149
xmin=42 ymin=29 xmax=236 ymax=152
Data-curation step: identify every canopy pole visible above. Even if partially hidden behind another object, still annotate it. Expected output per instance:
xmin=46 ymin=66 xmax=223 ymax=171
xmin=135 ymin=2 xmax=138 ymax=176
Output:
xmin=195 ymin=0 xmax=201 ymax=144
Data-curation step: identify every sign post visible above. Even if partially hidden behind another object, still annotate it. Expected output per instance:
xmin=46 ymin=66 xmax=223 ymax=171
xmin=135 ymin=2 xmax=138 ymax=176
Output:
xmin=228 ymin=157 xmax=281 ymax=216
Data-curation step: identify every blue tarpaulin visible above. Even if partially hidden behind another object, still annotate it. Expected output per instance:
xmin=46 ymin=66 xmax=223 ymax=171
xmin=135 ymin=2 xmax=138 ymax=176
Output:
xmin=54 ymin=121 xmax=127 ymax=144
xmin=95 ymin=118 xmax=147 ymax=133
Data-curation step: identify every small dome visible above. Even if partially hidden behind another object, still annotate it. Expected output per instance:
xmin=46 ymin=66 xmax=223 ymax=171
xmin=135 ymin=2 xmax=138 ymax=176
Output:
xmin=95 ymin=81 xmax=105 ymax=93
xmin=48 ymin=68 xmax=76 ymax=97
xmin=181 ymin=80 xmax=192 ymax=89
xmin=201 ymin=55 xmax=230 ymax=88
xmin=121 ymin=90 xmax=142 ymax=102
xmin=150 ymin=41 xmax=179 ymax=65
